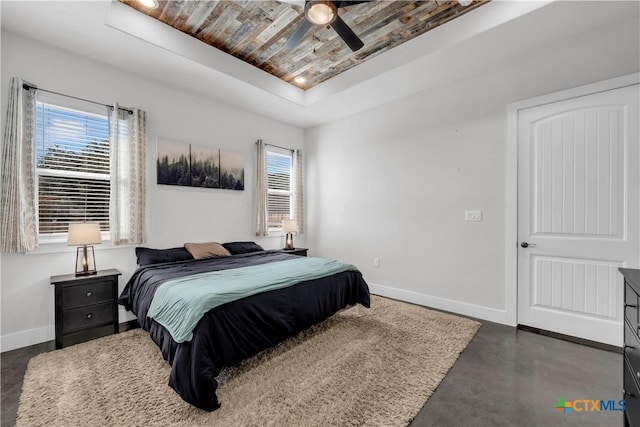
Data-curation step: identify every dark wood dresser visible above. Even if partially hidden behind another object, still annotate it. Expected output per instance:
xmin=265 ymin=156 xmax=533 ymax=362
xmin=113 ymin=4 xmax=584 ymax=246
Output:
xmin=622 ymin=267 xmax=640 ymax=427
xmin=50 ymin=269 xmax=121 ymax=349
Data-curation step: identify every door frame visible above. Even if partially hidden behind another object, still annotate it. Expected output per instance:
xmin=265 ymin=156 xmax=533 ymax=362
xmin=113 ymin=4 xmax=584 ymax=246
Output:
xmin=505 ymin=72 xmax=640 ymax=327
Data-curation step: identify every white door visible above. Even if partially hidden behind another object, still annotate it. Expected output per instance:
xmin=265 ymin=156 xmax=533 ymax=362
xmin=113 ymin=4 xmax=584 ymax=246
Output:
xmin=518 ymin=84 xmax=639 ymax=346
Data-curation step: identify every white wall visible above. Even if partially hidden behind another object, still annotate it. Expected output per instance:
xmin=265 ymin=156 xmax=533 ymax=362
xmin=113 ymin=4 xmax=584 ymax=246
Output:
xmin=306 ymin=15 xmax=640 ymax=324
xmin=0 ymin=31 xmax=305 ymax=351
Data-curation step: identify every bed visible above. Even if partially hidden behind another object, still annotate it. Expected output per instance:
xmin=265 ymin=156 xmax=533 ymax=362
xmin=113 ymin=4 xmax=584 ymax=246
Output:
xmin=118 ymin=244 xmax=370 ymax=411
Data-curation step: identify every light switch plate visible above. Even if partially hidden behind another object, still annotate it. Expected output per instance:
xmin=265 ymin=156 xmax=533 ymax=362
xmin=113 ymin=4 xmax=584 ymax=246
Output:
xmin=465 ymin=210 xmax=482 ymax=221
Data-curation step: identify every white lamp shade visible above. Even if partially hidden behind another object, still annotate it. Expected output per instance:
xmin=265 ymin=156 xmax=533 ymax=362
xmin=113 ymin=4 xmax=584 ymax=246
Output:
xmin=67 ymin=223 xmax=102 ymax=246
xmin=282 ymin=219 xmax=299 ymax=233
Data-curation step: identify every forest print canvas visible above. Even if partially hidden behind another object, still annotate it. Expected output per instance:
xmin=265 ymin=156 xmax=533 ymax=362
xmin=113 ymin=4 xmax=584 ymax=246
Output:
xmin=156 ymin=139 xmax=244 ymax=190
xmin=220 ymin=150 xmax=245 ymax=190
xmin=190 ymin=144 xmax=220 ymax=188
xmin=156 ymin=139 xmax=191 ymax=186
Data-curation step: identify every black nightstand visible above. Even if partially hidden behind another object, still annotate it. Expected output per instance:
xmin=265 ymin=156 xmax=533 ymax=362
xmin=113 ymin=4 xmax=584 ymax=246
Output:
xmin=50 ymin=269 xmax=121 ymax=349
xmin=280 ymin=248 xmax=308 ymax=257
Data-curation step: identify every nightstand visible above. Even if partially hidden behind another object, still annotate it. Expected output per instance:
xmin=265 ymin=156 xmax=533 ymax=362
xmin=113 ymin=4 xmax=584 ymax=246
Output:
xmin=50 ymin=269 xmax=121 ymax=349
xmin=281 ymin=248 xmax=308 ymax=257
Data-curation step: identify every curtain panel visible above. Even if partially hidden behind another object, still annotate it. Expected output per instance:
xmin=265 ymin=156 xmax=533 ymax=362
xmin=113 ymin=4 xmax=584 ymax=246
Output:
xmin=255 ymin=139 xmax=268 ymax=237
xmin=293 ymin=149 xmax=304 ymax=234
xmin=109 ymin=104 xmax=146 ymax=245
xmin=0 ymin=78 xmax=38 ymax=253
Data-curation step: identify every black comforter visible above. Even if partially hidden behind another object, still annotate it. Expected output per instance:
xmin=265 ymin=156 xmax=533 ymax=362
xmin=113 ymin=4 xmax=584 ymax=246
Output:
xmin=118 ymin=251 xmax=370 ymax=411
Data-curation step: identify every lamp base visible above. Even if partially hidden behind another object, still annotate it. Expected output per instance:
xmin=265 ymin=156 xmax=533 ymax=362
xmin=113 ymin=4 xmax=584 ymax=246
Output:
xmin=285 ymin=233 xmax=294 ymax=250
xmin=75 ymin=245 xmax=97 ymax=276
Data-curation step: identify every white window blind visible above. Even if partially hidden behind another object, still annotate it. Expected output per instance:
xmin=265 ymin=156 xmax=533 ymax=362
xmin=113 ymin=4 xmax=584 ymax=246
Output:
xmin=35 ymin=98 xmax=110 ymax=235
xmin=266 ymin=148 xmax=293 ymax=232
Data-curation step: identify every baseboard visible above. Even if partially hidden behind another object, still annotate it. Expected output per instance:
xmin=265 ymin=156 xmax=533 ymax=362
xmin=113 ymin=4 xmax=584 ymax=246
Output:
xmin=1 ymin=307 xmax=138 ymax=352
xmin=368 ymin=283 xmax=509 ymax=325
xmin=0 ymin=325 xmax=55 ymax=353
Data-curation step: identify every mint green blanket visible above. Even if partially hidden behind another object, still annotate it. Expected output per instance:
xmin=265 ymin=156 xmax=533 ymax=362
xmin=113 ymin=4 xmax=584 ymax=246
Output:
xmin=147 ymin=257 xmax=358 ymax=343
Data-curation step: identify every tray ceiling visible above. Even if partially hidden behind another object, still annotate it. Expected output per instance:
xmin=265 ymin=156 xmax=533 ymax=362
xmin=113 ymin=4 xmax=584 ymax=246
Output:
xmin=118 ymin=0 xmax=487 ymax=89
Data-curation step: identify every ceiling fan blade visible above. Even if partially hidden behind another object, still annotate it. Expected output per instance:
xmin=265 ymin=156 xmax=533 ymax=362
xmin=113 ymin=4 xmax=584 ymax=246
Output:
xmin=284 ymin=19 xmax=313 ymax=50
xmin=335 ymin=0 xmax=369 ymax=8
xmin=331 ymin=15 xmax=364 ymax=51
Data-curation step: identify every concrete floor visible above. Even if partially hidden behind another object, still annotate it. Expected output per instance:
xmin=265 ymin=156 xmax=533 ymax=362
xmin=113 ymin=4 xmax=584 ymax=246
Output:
xmin=1 ymin=322 xmax=622 ymax=427
xmin=411 ymin=322 xmax=622 ymax=427
xmin=1 ymin=341 xmax=54 ymax=427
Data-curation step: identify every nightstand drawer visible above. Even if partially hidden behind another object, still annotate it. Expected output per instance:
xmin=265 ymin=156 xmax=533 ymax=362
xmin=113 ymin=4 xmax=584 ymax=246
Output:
xmin=62 ymin=301 xmax=115 ymax=333
xmin=62 ymin=281 xmax=113 ymax=310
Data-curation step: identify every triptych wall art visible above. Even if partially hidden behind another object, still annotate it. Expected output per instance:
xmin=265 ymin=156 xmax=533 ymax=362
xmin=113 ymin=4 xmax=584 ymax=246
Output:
xmin=156 ymin=138 xmax=245 ymax=191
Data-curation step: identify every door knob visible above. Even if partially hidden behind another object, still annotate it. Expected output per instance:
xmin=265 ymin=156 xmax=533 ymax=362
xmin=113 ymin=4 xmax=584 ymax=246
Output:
xmin=521 ymin=242 xmax=536 ymax=248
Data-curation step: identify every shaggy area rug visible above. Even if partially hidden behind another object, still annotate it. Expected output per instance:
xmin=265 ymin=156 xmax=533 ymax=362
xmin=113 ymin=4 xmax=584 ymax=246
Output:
xmin=17 ymin=295 xmax=480 ymax=427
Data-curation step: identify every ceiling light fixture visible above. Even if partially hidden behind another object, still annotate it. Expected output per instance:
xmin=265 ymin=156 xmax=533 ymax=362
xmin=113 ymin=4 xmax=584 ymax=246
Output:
xmin=305 ymin=1 xmax=337 ymax=26
xmin=293 ymin=76 xmax=307 ymax=85
xmin=138 ymin=0 xmax=159 ymax=9
xmin=458 ymin=0 xmax=473 ymax=6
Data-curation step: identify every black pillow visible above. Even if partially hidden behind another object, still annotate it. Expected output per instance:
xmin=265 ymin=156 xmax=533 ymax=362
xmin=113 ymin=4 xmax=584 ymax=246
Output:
xmin=222 ymin=241 xmax=264 ymax=255
xmin=135 ymin=247 xmax=194 ymax=266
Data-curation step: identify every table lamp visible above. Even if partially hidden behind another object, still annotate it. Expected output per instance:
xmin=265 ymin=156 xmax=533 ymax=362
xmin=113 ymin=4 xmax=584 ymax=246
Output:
xmin=67 ymin=223 xmax=102 ymax=276
xmin=282 ymin=219 xmax=299 ymax=250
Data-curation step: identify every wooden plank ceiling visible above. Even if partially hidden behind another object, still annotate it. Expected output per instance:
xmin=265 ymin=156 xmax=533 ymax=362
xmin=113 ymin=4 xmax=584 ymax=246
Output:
xmin=119 ymin=1 xmax=487 ymax=89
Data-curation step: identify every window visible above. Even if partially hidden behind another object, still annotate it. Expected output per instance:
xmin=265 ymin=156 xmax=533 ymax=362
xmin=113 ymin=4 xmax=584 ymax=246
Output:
xmin=35 ymin=94 xmax=110 ymax=236
xmin=255 ymin=140 xmax=303 ymax=238
xmin=266 ymin=147 xmax=293 ymax=232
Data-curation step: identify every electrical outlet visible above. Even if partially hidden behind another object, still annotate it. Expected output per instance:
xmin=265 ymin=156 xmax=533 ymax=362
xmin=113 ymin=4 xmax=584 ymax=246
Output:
xmin=373 ymin=258 xmax=380 ymax=268
xmin=465 ymin=210 xmax=482 ymax=221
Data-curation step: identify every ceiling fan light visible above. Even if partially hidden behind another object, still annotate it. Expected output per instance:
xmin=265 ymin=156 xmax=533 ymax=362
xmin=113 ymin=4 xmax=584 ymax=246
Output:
xmin=137 ymin=0 xmax=159 ymax=9
xmin=458 ymin=0 xmax=473 ymax=6
xmin=306 ymin=1 xmax=337 ymax=26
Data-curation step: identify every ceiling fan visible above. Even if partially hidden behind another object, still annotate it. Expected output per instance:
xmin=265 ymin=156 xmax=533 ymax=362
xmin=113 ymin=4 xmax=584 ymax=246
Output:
xmin=284 ymin=1 xmax=369 ymax=52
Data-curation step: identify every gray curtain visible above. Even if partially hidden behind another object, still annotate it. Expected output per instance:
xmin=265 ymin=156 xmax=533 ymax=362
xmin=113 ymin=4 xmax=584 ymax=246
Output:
xmin=0 ymin=78 xmax=37 ymax=253
xmin=255 ymin=139 xmax=268 ymax=236
xmin=109 ymin=104 xmax=146 ymax=245
xmin=293 ymin=149 xmax=304 ymax=234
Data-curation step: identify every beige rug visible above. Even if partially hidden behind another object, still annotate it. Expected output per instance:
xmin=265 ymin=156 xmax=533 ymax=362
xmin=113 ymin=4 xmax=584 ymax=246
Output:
xmin=17 ymin=295 xmax=480 ymax=427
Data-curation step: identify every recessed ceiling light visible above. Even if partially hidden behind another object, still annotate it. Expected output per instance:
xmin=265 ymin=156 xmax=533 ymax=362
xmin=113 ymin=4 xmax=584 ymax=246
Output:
xmin=294 ymin=76 xmax=307 ymax=85
xmin=458 ymin=0 xmax=473 ymax=6
xmin=138 ymin=0 xmax=159 ymax=9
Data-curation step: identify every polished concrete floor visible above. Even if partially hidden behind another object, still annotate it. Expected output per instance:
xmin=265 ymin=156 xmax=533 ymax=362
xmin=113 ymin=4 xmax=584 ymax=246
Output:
xmin=1 ymin=322 xmax=622 ymax=427
xmin=411 ymin=322 xmax=622 ymax=426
